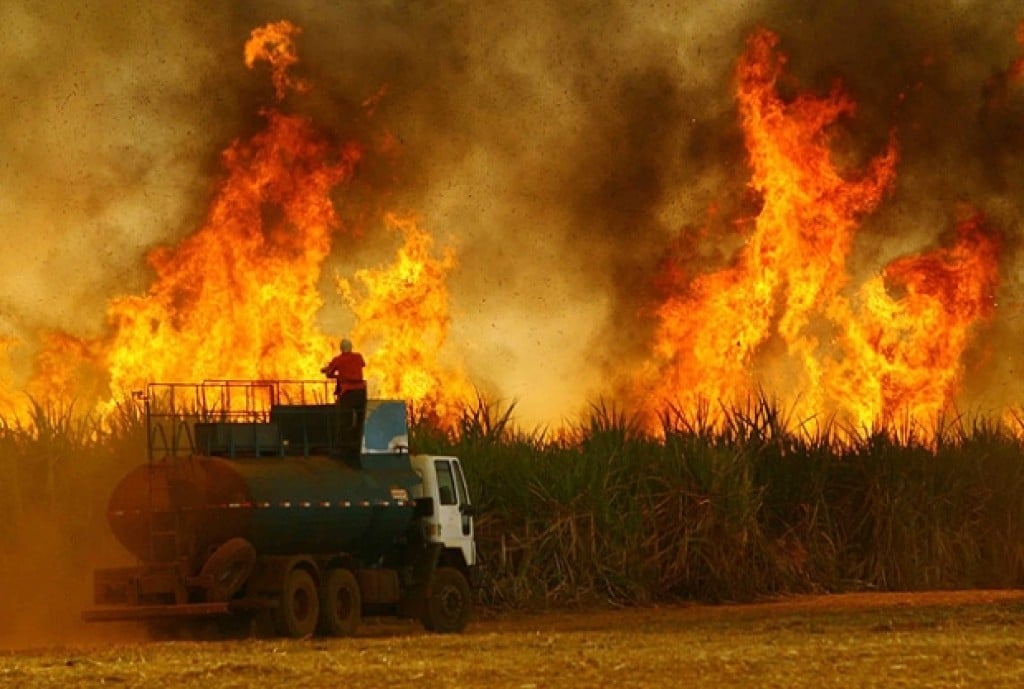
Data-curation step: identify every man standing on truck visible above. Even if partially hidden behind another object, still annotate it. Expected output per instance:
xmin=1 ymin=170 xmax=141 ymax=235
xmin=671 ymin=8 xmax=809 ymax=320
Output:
xmin=322 ymin=338 xmax=366 ymax=399
xmin=321 ymin=338 xmax=367 ymax=461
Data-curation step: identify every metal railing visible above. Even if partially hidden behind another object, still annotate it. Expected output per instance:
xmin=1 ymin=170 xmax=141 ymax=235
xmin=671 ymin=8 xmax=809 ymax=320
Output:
xmin=144 ymin=380 xmax=336 ymax=460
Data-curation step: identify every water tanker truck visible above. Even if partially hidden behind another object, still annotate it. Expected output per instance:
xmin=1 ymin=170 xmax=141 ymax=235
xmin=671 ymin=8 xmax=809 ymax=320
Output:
xmin=82 ymin=380 xmax=479 ymax=636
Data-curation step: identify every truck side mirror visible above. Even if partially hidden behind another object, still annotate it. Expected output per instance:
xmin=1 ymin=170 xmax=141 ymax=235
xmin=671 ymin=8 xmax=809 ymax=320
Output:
xmin=414 ymin=497 xmax=435 ymax=517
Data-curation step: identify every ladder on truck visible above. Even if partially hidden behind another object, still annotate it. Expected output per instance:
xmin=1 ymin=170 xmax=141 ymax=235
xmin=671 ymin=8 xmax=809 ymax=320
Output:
xmin=139 ymin=383 xmax=206 ymax=564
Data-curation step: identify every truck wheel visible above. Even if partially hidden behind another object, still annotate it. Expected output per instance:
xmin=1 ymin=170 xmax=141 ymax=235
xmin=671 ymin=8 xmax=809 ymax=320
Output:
xmin=421 ymin=567 xmax=472 ymax=633
xmin=274 ymin=568 xmax=319 ymax=638
xmin=201 ymin=538 xmax=256 ymax=602
xmin=318 ymin=568 xmax=361 ymax=636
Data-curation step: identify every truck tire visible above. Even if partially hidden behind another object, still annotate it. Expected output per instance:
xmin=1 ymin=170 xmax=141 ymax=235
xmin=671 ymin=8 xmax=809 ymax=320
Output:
xmin=274 ymin=568 xmax=319 ymax=638
xmin=200 ymin=538 xmax=256 ymax=602
xmin=421 ymin=567 xmax=472 ymax=633
xmin=318 ymin=568 xmax=361 ymax=636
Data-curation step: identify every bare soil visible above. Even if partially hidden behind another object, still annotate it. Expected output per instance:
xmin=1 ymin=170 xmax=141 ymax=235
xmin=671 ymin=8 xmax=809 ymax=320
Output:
xmin=3 ymin=590 xmax=1024 ymax=688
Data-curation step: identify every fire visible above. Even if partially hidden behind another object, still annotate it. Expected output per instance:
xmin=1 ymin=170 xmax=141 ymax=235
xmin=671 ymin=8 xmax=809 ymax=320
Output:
xmin=640 ymin=28 xmax=897 ymax=422
xmin=641 ymin=28 xmax=1000 ymax=437
xmin=101 ymin=108 xmax=359 ymax=397
xmin=0 ymin=338 xmax=24 ymax=419
xmin=244 ymin=20 xmax=309 ymax=101
xmin=17 ymin=21 xmax=467 ymax=423
xmin=338 ymin=213 xmax=475 ymax=425
xmin=828 ymin=213 xmax=1000 ymax=429
xmin=26 ymin=332 xmax=106 ymax=409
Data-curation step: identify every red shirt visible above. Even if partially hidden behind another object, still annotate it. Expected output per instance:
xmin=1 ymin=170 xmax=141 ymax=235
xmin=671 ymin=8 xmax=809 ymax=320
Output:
xmin=323 ymin=352 xmax=366 ymax=392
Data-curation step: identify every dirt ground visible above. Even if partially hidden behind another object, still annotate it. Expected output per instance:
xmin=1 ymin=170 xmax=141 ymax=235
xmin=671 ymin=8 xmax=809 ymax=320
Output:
xmin=3 ymin=590 xmax=1024 ymax=688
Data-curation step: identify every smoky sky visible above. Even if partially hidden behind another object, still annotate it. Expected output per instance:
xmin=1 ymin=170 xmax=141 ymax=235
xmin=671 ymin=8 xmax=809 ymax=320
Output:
xmin=2 ymin=0 xmax=1023 ymax=422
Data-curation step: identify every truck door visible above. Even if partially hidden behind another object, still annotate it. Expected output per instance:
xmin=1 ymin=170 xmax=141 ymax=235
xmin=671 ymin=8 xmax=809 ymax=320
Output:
xmin=433 ymin=458 xmax=476 ymax=566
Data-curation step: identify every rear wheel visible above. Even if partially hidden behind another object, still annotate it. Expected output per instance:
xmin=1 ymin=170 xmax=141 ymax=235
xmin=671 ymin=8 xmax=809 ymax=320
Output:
xmin=274 ymin=568 xmax=319 ymax=638
xmin=318 ymin=568 xmax=361 ymax=636
xmin=421 ymin=567 xmax=472 ymax=633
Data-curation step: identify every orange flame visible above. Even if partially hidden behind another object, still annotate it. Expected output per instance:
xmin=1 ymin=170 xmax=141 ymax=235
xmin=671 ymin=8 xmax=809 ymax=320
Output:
xmin=244 ymin=20 xmax=309 ymax=100
xmin=0 ymin=338 xmax=25 ymax=419
xmin=20 ymin=22 xmax=467 ymax=422
xmin=101 ymin=108 xmax=360 ymax=396
xmin=641 ymin=28 xmax=999 ymax=437
xmin=26 ymin=332 xmax=106 ymax=408
xmin=641 ymin=28 xmax=897 ymax=421
xmin=828 ymin=213 xmax=1000 ymax=429
xmin=338 ymin=213 xmax=474 ymax=425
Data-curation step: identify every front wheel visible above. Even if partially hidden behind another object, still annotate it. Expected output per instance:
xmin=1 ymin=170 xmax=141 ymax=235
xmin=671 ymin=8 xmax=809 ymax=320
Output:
xmin=421 ymin=567 xmax=472 ymax=633
xmin=274 ymin=568 xmax=319 ymax=638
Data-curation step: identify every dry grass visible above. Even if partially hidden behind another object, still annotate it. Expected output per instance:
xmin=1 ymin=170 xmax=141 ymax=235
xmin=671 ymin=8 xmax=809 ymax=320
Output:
xmin=4 ymin=591 xmax=1024 ymax=688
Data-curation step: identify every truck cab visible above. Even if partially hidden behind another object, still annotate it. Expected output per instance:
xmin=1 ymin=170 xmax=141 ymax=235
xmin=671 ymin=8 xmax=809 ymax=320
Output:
xmin=412 ymin=455 xmax=477 ymax=572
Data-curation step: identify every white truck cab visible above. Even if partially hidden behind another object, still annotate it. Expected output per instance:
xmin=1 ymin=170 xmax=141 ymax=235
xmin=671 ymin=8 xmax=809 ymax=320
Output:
xmin=410 ymin=454 xmax=477 ymax=570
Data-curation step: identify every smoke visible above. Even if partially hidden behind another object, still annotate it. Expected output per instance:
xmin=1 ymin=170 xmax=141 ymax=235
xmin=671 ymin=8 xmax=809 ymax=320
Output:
xmin=0 ymin=412 xmax=143 ymax=648
xmin=0 ymin=509 xmax=138 ymax=648
xmin=0 ymin=2 xmax=250 ymax=363
xmin=2 ymin=0 xmax=1023 ymax=423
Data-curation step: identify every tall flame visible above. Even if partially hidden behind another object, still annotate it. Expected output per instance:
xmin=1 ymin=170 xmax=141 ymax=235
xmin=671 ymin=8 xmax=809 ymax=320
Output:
xmin=640 ymin=28 xmax=897 ymax=421
xmin=19 ymin=21 xmax=467 ymax=421
xmin=4 ymin=21 xmax=1011 ymax=435
xmin=641 ymin=28 xmax=1000 ymax=436
xmin=338 ymin=213 xmax=475 ymax=425
xmin=101 ymin=108 xmax=360 ymax=395
xmin=828 ymin=213 xmax=1000 ymax=428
